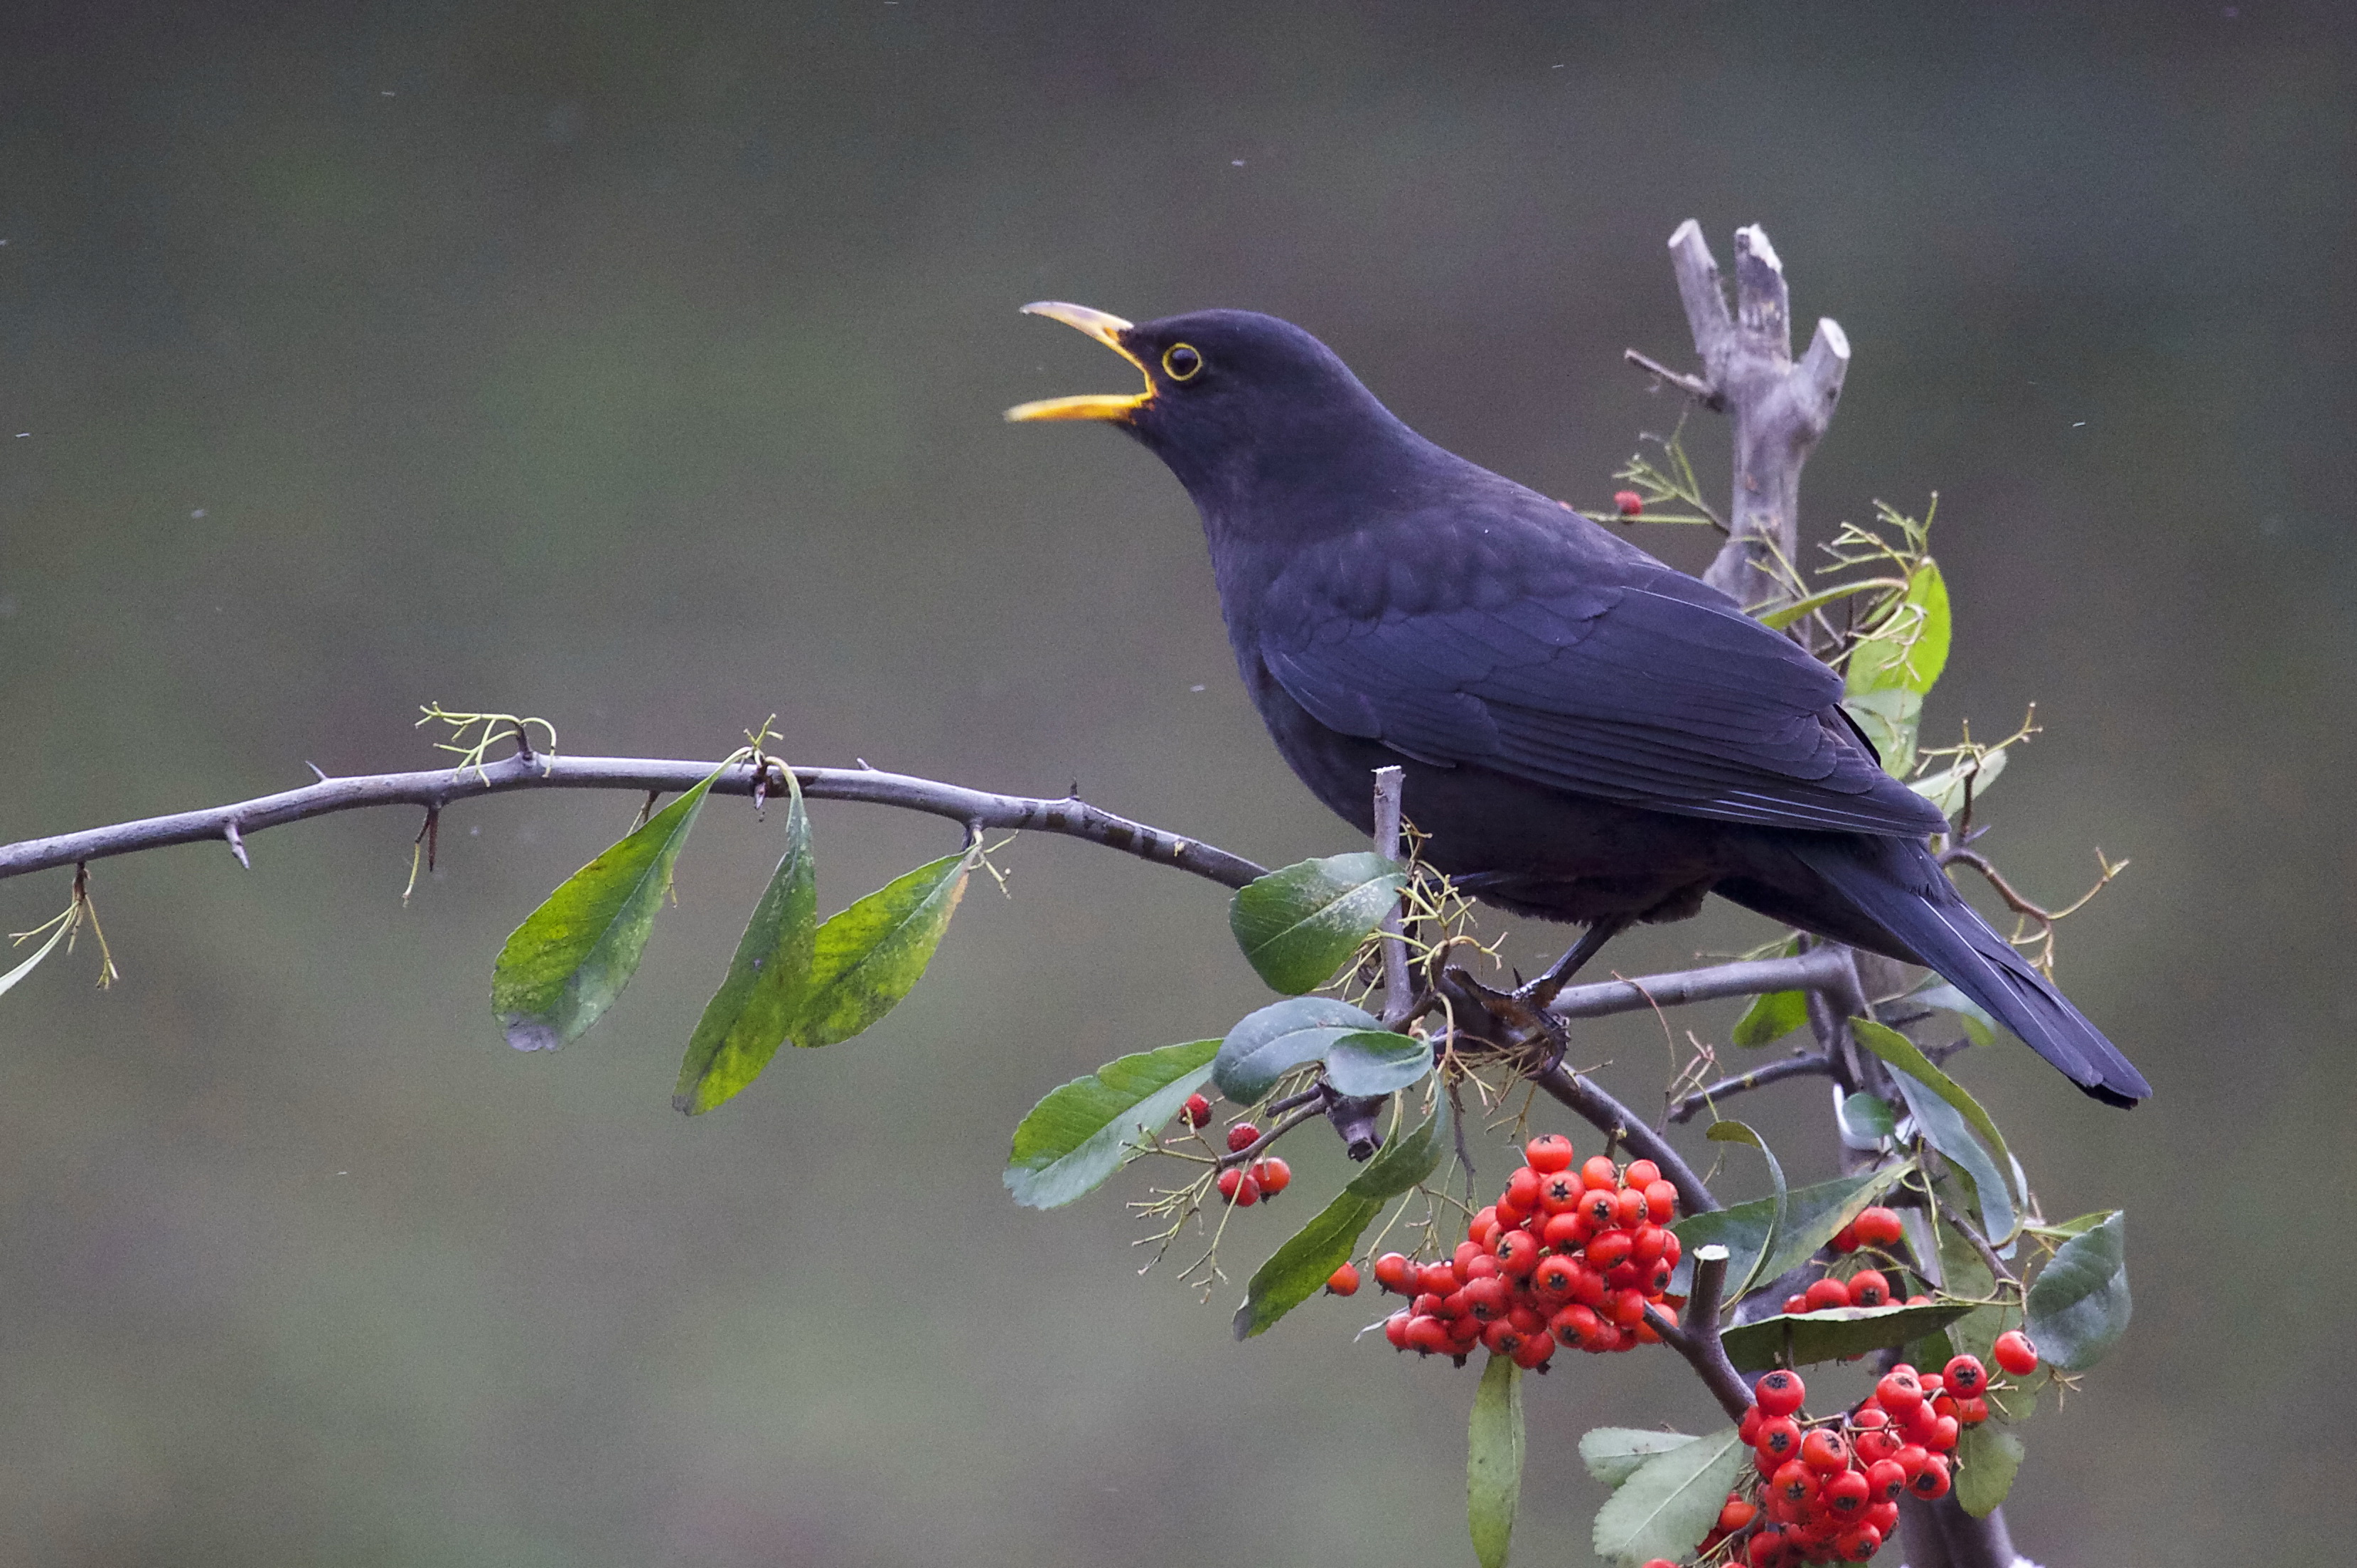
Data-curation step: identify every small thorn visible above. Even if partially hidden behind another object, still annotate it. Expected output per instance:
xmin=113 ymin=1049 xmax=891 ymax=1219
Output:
xmin=855 ymin=757 xmax=878 ymax=771
xmin=305 ymin=761 xmax=329 ymax=783
xmin=223 ymin=821 xmax=250 ymax=869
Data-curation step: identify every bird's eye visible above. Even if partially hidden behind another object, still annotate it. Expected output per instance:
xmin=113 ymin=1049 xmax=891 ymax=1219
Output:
xmin=1162 ymin=343 xmax=1203 ymax=382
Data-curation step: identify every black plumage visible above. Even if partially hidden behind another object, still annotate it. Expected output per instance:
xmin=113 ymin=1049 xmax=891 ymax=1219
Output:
xmin=1010 ymin=304 xmax=2149 ymax=1107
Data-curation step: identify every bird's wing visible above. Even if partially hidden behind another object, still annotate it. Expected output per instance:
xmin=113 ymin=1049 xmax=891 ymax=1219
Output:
xmin=1261 ymin=571 xmax=1949 ymax=837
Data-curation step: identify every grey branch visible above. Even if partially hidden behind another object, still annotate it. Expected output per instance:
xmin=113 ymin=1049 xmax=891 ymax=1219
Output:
xmin=1546 ymin=944 xmax=1855 ymax=1021
xmin=0 ymin=753 xmax=1268 ymax=890
xmin=1651 ymin=220 xmax=1851 ymax=610
xmin=1642 ymin=1243 xmax=1753 ymax=1422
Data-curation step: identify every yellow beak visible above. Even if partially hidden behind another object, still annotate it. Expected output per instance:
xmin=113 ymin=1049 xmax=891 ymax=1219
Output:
xmin=1005 ymin=302 xmax=1153 ymax=422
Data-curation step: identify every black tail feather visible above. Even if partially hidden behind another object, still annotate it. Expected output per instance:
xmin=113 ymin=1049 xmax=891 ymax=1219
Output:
xmin=1778 ymin=837 xmax=2149 ymax=1107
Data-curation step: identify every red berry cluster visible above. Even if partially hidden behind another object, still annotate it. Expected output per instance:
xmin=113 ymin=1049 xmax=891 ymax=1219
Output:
xmin=1684 ymin=1348 xmax=2038 ymax=1565
xmin=1372 ymin=1134 xmax=1684 ymax=1370
xmin=1212 ymin=1117 xmax=1293 ymax=1208
xmin=1780 ymin=1207 xmax=1932 ymax=1315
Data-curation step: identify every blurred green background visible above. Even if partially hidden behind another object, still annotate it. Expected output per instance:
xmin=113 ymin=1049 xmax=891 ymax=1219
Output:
xmin=1 ymin=2 xmax=2348 ymax=1562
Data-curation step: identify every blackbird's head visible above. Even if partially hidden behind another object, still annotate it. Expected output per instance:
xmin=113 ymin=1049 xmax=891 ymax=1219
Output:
xmin=1006 ymin=303 xmax=1413 ymax=504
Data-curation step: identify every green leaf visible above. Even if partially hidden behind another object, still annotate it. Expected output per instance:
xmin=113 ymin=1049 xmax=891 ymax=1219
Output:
xmin=1468 ymin=1354 xmax=1524 ymax=1568
xmin=0 ymin=912 xmax=73 ymax=1001
xmin=1953 ymin=1422 xmax=2026 ymax=1518
xmin=1704 ymin=1120 xmax=1786 ymax=1304
xmin=1910 ymin=746 xmax=2007 ymax=819
xmin=1851 ymin=1019 xmax=2019 ymax=1209
xmin=1233 ymin=1098 xmax=1448 ymax=1338
xmin=1229 ymin=852 xmax=1406 ymax=995
xmin=1839 ymin=1092 xmax=1899 ymax=1142
xmin=791 ymin=851 xmax=972 ymax=1048
xmin=1718 ymin=1301 xmax=1976 ymax=1372
xmin=1212 ymin=995 xmax=1382 ymax=1105
xmin=1846 ymin=559 xmax=1951 ymax=696
xmin=1841 ymin=687 xmax=1924 ymax=779
xmin=1731 ymin=989 xmax=1810 ymax=1047
xmin=1896 ymin=1072 xmax=2014 ymax=1242
xmin=673 ymin=782 xmax=817 ymax=1114
xmin=1578 ymin=1428 xmax=1699 ymax=1489
xmin=2026 ymin=1210 xmax=2130 ymax=1371
xmin=1323 ymin=1029 xmax=1433 ymax=1097
xmin=1234 ymin=1191 xmax=1382 ymax=1340
xmin=1669 ymin=1166 xmax=1910 ymax=1300
xmin=1591 ymin=1425 xmax=1745 ymax=1567
xmin=1005 ymin=1040 xmax=1220 ymax=1210
xmin=492 ymin=770 xmax=721 ymax=1051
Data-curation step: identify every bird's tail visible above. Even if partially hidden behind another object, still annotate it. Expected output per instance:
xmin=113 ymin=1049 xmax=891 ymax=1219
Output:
xmin=1774 ymin=836 xmax=2149 ymax=1107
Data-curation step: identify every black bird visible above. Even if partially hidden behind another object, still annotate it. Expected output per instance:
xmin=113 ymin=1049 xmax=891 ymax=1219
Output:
xmin=1008 ymin=303 xmax=2148 ymax=1107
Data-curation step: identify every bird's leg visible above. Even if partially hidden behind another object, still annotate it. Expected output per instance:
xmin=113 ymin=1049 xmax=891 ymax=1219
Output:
xmin=1515 ymin=917 xmax=1632 ymax=1011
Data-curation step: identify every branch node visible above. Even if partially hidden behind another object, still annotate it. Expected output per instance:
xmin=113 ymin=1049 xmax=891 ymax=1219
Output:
xmin=223 ymin=821 xmax=250 ymax=869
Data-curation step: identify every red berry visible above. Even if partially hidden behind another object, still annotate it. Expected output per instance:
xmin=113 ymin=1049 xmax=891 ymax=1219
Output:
xmin=1580 ymin=1154 xmax=1621 ymax=1190
xmin=1755 ymin=1415 xmax=1804 ymax=1463
xmin=1783 ymin=1293 xmax=1810 ymax=1314
xmin=1942 ymin=1354 xmax=1987 ymax=1397
xmin=1504 ymin=1166 xmax=1542 ymax=1210
xmin=1249 ymin=1156 xmax=1290 ymax=1196
xmin=1643 ymin=1179 xmax=1679 ymax=1224
xmin=1854 ymin=1428 xmax=1901 ymax=1466
xmin=1453 ymin=1240 xmax=1486 ymax=1279
xmin=1586 ymin=1230 xmax=1635 ymax=1271
xmin=1325 ymin=1262 xmax=1360 ymax=1296
xmin=1462 ymin=1277 xmax=1510 ymax=1321
xmin=1405 ymin=1315 xmax=1451 ymax=1355
xmin=1955 ymin=1396 xmax=1989 ymax=1425
xmin=1846 ymin=1269 xmax=1891 ymax=1308
xmin=1831 ymin=1220 xmax=1861 ymax=1254
xmin=1874 ymin=1368 xmax=1924 ymax=1415
xmin=1536 ymin=1169 xmax=1583 ymax=1213
xmin=1925 ymin=1414 xmax=1960 ymax=1452
xmin=1613 ymin=489 xmax=1644 ymax=517
xmin=1225 ymin=1123 xmax=1260 ymax=1153
xmin=1182 ymin=1093 xmax=1212 ymax=1128
xmin=1373 ymin=1252 xmax=1414 ymax=1294
xmin=1480 ymin=1319 xmax=1528 ymax=1358
xmin=1993 ymin=1329 xmax=2040 ymax=1376
xmin=1719 ymin=1496 xmax=1760 ymax=1532
xmin=1739 ymin=1405 xmax=1763 ymax=1445
xmin=1800 ymin=1427 xmax=1851 ymax=1473
xmin=1383 ymin=1309 xmax=1413 ymax=1349
xmin=1532 ymin=1255 xmax=1578 ymax=1301
xmin=1622 ymin=1158 xmax=1661 ymax=1188
xmin=1834 ymin=1524 xmax=1883 ymax=1562
xmin=1217 ymin=1168 xmax=1259 ymax=1205
xmin=1771 ymin=1459 xmax=1818 ymax=1506
xmin=1615 ymin=1187 xmax=1649 ymax=1228
xmin=1822 ymin=1469 xmax=1871 ymax=1516
xmin=1865 ymin=1458 xmax=1907 ymax=1502
xmin=1542 ymin=1211 xmax=1587 ymax=1250
xmin=1755 ymin=1368 xmax=1807 ymax=1417
xmin=1803 ymin=1276 xmax=1852 ymax=1312
xmin=1908 ymin=1455 xmax=1951 ymax=1500
xmin=1418 ymin=1262 xmax=1459 ymax=1296
xmin=1854 ymin=1205 xmax=1905 ymax=1247
xmin=1525 ymin=1133 xmax=1575 ymax=1172
xmin=1631 ymin=1224 xmax=1669 ymax=1266
xmin=1577 ymin=1188 xmax=1619 ymax=1228
xmin=1549 ymin=1303 xmax=1603 ymax=1349
xmin=1495 ymin=1230 xmax=1541 ymax=1277
xmin=1511 ymin=1329 xmax=1556 ymax=1369
xmin=1894 ymin=1444 xmax=1931 ymax=1481
xmin=1605 ymin=1287 xmax=1650 ymax=1326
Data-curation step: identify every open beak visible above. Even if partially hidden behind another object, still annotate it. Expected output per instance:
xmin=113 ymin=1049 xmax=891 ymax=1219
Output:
xmin=1004 ymin=302 xmax=1153 ymax=422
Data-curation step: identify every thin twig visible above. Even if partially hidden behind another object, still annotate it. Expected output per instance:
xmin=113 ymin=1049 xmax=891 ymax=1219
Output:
xmin=1622 ymin=346 xmax=1725 ymax=409
xmin=1666 ymin=1052 xmax=1837 ymax=1124
xmin=1548 ymin=945 xmax=1854 ymax=1021
xmin=0 ymin=753 xmax=1268 ymax=890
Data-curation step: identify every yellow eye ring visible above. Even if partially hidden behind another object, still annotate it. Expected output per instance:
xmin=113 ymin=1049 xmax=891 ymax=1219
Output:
xmin=1162 ymin=343 xmax=1203 ymax=381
